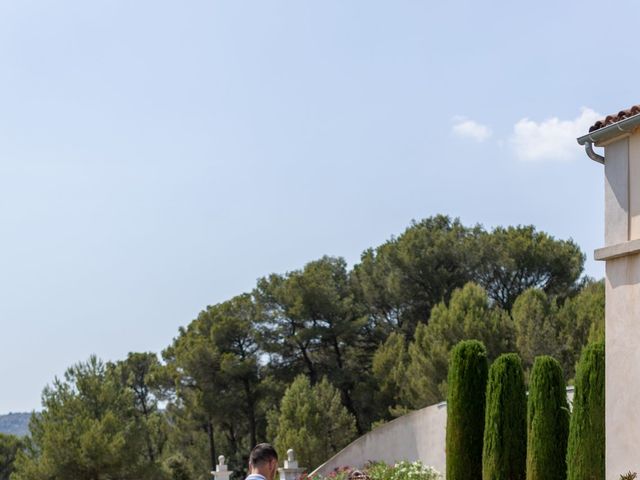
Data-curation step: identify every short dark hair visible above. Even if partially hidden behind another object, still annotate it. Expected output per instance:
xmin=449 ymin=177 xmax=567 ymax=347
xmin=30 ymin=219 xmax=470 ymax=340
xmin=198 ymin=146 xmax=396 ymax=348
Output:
xmin=249 ymin=443 xmax=278 ymax=468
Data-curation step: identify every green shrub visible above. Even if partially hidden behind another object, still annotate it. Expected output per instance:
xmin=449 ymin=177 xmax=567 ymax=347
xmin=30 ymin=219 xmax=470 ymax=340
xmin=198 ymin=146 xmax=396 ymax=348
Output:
xmin=526 ymin=356 xmax=569 ymax=480
xmin=566 ymin=341 xmax=605 ymax=480
xmin=446 ymin=340 xmax=488 ymax=480
xmin=482 ymin=353 xmax=527 ymax=480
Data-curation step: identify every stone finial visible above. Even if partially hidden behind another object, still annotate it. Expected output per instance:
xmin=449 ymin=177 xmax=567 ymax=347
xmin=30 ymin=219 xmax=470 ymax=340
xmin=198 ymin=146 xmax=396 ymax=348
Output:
xmin=279 ymin=448 xmax=304 ymax=480
xmin=211 ymin=453 xmax=230 ymax=480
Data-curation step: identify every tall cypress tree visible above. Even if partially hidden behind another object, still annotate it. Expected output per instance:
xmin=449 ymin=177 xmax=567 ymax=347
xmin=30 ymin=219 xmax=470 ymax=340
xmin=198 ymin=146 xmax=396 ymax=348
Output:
xmin=483 ymin=353 xmax=527 ymax=480
xmin=526 ymin=356 xmax=569 ymax=480
xmin=566 ymin=341 xmax=605 ymax=480
xmin=446 ymin=340 xmax=488 ymax=480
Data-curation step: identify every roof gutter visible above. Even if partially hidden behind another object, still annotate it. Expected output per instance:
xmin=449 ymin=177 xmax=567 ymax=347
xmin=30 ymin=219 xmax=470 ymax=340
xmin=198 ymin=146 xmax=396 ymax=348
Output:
xmin=577 ymin=113 xmax=640 ymax=164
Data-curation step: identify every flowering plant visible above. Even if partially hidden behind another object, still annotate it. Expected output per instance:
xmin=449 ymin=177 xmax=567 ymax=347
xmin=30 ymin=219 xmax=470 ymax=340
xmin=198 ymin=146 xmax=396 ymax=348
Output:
xmin=365 ymin=461 xmax=441 ymax=480
xmin=311 ymin=461 xmax=441 ymax=480
xmin=389 ymin=461 xmax=441 ymax=480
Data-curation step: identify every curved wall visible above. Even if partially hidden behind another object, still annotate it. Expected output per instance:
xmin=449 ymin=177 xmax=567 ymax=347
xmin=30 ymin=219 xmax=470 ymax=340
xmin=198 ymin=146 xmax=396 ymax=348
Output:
xmin=311 ymin=387 xmax=575 ymax=476
xmin=312 ymin=401 xmax=447 ymax=476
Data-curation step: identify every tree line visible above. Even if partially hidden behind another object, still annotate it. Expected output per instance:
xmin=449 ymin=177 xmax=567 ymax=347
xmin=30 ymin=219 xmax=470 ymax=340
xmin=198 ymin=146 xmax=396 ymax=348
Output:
xmin=3 ymin=215 xmax=603 ymax=480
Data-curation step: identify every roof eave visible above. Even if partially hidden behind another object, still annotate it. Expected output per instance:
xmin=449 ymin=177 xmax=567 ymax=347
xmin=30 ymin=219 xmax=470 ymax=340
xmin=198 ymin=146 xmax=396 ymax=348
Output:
xmin=577 ymin=113 xmax=640 ymax=146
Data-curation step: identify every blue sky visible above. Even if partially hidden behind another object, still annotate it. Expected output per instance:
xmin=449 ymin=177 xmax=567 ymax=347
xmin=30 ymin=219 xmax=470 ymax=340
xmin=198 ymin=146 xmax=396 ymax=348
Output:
xmin=0 ymin=0 xmax=635 ymax=412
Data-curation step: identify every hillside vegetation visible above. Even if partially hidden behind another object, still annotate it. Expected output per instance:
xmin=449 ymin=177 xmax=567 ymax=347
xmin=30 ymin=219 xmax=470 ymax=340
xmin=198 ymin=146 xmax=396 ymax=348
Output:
xmin=0 ymin=414 xmax=30 ymax=438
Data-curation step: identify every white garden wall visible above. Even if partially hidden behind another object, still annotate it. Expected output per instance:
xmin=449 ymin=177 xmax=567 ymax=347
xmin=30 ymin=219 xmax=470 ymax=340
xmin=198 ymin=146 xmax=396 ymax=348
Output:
xmin=311 ymin=387 xmax=575 ymax=476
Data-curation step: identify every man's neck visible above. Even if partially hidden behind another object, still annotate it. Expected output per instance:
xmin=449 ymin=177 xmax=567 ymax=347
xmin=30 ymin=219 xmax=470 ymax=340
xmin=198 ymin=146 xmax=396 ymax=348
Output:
xmin=248 ymin=469 xmax=270 ymax=480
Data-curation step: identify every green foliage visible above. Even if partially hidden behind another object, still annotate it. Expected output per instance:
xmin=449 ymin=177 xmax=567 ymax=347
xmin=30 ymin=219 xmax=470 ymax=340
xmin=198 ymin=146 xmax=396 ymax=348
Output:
xmin=474 ymin=225 xmax=584 ymax=311
xmin=446 ymin=340 xmax=488 ymax=480
xmin=163 ymin=454 xmax=194 ymax=480
xmin=557 ymin=280 xmax=604 ymax=378
xmin=270 ymin=375 xmax=356 ymax=469
xmin=12 ymin=356 xmax=163 ymax=480
xmin=114 ymin=352 xmax=170 ymax=464
xmin=256 ymin=256 xmax=368 ymax=430
xmin=163 ymin=293 xmax=266 ymax=472
xmin=402 ymin=283 xmax=514 ymax=408
xmin=566 ymin=342 xmax=605 ymax=480
xmin=352 ymin=216 xmax=480 ymax=337
xmin=512 ymin=289 xmax=562 ymax=370
xmin=0 ymin=433 xmax=24 ymax=480
xmin=10 ymin=217 xmax=595 ymax=477
xmin=482 ymin=353 xmax=526 ymax=480
xmin=371 ymin=332 xmax=408 ymax=417
xmin=526 ymin=356 xmax=569 ymax=480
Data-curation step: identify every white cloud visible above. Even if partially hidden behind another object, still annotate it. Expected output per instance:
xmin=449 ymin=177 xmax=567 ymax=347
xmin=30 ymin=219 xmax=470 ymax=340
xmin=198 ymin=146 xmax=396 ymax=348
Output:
xmin=452 ymin=117 xmax=492 ymax=142
xmin=510 ymin=107 xmax=601 ymax=162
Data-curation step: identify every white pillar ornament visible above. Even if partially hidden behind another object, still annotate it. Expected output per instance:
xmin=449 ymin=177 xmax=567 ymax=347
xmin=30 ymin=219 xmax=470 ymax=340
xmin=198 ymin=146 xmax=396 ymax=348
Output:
xmin=278 ymin=449 xmax=305 ymax=480
xmin=212 ymin=455 xmax=231 ymax=480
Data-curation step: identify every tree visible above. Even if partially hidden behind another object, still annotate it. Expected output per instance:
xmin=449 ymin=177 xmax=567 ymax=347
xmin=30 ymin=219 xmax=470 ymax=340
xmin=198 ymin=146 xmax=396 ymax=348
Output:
xmin=482 ymin=353 xmax=527 ymax=480
xmin=557 ymin=280 xmax=604 ymax=378
xmin=269 ymin=376 xmax=356 ymax=470
xmin=512 ymin=289 xmax=562 ymax=370
xmin=446 ymin=340 xmax=488 ymax=480
xmin=474 ymin=225 xmax=584 ymax=311
xmin=566 ymin=342 xmax=605 ymax=480
xmin=114 ymin=352 xmax=170 ymax=465
xmin=163 ymin=293 xmax=265 ymax=472
xmin=371 ymin=332 xmax=408 ymax=418
xmin=256 ymin=256 xmax=368 ymax=431
xmin=12 ymin=356 xmax=158 ymax=480
xmin=402 ymin=283 xmax=514 ymax=408
xmin=526 ymin=356 xmax=569 ymax=480
xmin=0 ymin=433 xmax=24 ymax=480
xmin=352 ymin=215 xmax=480 ymax=337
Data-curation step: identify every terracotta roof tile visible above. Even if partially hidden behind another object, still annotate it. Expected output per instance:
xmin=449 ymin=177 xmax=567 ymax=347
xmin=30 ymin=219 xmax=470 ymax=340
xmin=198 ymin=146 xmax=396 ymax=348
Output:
xmin=589 ymin=105 xmax=640 ymax=132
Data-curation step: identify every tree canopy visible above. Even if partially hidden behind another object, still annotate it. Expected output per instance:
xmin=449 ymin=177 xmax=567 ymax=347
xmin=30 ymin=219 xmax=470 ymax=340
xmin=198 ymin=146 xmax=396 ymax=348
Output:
xmin=10 ymin=215 xmax=597 ymax=479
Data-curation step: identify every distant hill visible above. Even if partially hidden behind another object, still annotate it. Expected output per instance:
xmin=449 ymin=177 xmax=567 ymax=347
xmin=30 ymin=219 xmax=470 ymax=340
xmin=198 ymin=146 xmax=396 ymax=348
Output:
xmin=0 ymin=412 xmax=32 ymax=437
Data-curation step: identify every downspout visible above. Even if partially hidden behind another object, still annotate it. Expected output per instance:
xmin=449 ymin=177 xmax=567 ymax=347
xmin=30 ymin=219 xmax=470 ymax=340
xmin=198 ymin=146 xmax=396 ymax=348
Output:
xmin=584 ymin=142 xmax=604 ymax=164
xmin=577 ymin=112 xmax=640 ymax=164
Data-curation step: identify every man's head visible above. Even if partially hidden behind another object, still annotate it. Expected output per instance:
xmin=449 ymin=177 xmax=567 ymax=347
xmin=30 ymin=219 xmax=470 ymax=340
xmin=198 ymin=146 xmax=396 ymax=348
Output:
xmin=249 ymin=443 xmax=279 ymax=480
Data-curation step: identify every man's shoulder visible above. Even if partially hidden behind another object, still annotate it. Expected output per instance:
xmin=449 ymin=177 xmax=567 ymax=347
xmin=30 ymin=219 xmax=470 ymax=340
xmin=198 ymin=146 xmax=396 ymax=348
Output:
xmin=246 ymin=474 xmax=267 ymax=480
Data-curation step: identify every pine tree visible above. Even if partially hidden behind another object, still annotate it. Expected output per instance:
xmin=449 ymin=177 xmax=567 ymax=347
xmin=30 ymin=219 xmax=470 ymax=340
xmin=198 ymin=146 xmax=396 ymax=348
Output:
xmin=566 ymin=342 xmax=605 ymax=480
xmin=512 ymin=289 xmax=562 ymax=370
xmin=482 ymin=353 xmax=527 ymax=480
xmin=526 ymin=356 xmax=569 ymax=480
xmin=402 ymin=283 xmax=514 ymax=408
xmin=269 ymin=376 xmax=357 ymax=470
xmin=446 ymin=340 xmax=488 ymax=480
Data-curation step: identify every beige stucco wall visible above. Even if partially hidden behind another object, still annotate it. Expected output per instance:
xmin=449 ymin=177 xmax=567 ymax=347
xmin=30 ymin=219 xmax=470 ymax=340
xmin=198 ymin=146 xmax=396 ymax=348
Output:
xmin=311 ymin=402 xmax=448 ymax=476
xmin=599 ymin=131 xmax=640 ymax=479
xmin=605 ymin=254 xmax=640 ymax=478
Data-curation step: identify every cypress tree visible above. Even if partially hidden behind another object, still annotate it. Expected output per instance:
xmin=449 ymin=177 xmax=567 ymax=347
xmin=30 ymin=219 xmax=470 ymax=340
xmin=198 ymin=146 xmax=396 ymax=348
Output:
xmin=566 ymin=341 xmax=605 ymax=480
xmin=526 ymin=356 xmax=569 ymax=480
xmin=446 ymin=340 xmax=488 ymax=480
xmin=483 ymin=353 xmax=527 ymax=480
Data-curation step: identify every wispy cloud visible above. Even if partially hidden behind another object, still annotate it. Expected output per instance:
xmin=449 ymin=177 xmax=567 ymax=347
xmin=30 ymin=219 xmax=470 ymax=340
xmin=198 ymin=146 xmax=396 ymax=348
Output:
xmin=452 ymin=117 xmax=492 ymax=142
xmin=510 ymin=107 xmax=601 ymax=161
